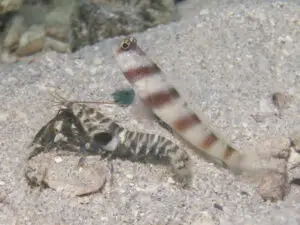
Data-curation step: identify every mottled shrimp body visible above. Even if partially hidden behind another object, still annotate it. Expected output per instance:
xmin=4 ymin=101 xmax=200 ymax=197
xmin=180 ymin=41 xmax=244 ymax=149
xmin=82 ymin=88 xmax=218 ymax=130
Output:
xmin=28 ymin=98 xmax=191 ymax=185
xmin=28 ymin=108 xmax=83 ymax=159
xmin=117 ymin=129 xmax=191 ymax=184
xmin=66 ymin=102 xmax=122 ymax=153
xmin=113 ymin=37 xmax=244 ymax=171
xmin=66 ymin=102 xmax=191 ymax=185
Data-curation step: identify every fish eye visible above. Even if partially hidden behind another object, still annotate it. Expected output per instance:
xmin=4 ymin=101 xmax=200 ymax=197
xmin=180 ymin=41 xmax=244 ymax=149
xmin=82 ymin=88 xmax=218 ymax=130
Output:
xmin=120 ymin=39 xmax=131 ymax=50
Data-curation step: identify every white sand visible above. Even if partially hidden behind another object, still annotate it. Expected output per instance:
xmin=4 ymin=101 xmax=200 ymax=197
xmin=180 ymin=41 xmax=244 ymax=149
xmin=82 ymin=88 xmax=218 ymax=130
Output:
xmin=0 ymin=1 xmax=299 ymax=224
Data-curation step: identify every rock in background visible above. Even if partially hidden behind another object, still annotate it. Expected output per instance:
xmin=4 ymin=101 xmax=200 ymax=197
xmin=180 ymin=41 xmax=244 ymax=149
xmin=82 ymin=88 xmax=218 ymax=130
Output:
xmin=0 ymin=0 xmax=180 ymax=63
xmin=70 ymin=0 xmax=178 ymax=51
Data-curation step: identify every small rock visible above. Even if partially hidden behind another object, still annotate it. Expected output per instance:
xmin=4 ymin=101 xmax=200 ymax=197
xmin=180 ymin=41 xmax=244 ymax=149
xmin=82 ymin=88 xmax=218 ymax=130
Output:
xmin=213 ymin=203 xmax=223 ymax=211
xmin=25 ymin=153 xmax=108 ymax=197
xmin=54 ymin=156 xmax=63 ymax=163
xmin=0 ymin=189 xmax=7 ymax=203
xmin=259 ymin=136 xmax=291 ymax=161
xmin=290 ymin=178 xmax=300 ymax=186
xmin=44 ymin=5 xmax=71 ymax=42
xmin=0 ymin=0 xmax=23 ymax=15
xmin=290 ymin=131 xmax=300 ymax=151
xmin=45 ymin=5 xmax=72 ymax=26
xmin=45 ymin=24 xmax=70 ymax=41
xmin=257 ymin=169 xmax=289 ymax=202
xmin=167 ymin=177 xmax=176 ymax=184
xmin=3 ymin=14 xmax=24 ymax=50
xmin=288 ymin=147 xmax=300 ymax=170
xmin=0 ymin=13 xmax=12 ymax=31
xmin=16 ymin=25 xmax=45 ymax=56
xmin=287 ymin=131 xmax=300 ymax=170
xmin=1 ymin=49 xmax=17 ymax=63
xmin=74 ymin=165 xmax=107 ymax=196
xmin=271 ymin=92 xmax=291 ymax=111
xmin=70 ymin=0 xmax=178 ymax=51
xmin=44 ymin=37 xmax=70 ymax=53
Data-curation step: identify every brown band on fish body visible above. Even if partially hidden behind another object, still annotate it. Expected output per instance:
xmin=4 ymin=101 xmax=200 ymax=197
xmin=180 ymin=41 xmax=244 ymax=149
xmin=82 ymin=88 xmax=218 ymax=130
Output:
xmin=223 ymin=146 xmax=235 ymax=161
xmin=142 ymin=87 xmax=180 ymax=108
xmin=124 ymin=64 xmax=161 ymax=83
xmin=199 ymin=133 xmax=218 ymax=150
xmin=173 ymin=114 xmax=201 ymax=131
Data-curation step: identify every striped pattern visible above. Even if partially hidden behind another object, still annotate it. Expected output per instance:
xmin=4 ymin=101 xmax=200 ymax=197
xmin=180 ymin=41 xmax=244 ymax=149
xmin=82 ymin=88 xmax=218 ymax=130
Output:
xmin=143 ymin=88 xmax=180 ymax=108
xmin=67 ymin=102 xmax=192 ymax=185
xmin=28 ymin=101 xmax=191 ymax=186
xmin=113 ymin=36 xmax=244 ymax=171
xmin=124 ymin=64 xmax=161 ymax=82
xmin=173 ymin=114 xmax=201 ymax=131
xmin=28 ymin=109 xmax=84 ymax=159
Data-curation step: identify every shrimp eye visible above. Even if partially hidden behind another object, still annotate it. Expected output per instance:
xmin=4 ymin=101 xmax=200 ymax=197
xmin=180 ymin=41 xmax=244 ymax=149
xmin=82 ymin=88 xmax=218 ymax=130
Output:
xmin=93 ymin=132 xmax=113 ymax=146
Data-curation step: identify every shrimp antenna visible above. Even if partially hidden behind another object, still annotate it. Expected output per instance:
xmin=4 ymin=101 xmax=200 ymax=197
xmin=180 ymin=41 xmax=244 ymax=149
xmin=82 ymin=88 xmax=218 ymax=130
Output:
xmin=48 ymin=90 xmax=70 ymax=107
xmin=48 ymin=89 xmax=117 ymax=107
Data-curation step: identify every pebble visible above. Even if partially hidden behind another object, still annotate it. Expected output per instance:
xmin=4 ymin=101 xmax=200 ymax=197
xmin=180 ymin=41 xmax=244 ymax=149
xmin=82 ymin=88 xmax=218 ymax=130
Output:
xmin=258 ymin=136 xmax=291 ymax=161
xmin=288 ymin=147 xmax=300 ymax=170
xmin=45 ymin=6 xmax=72 ymax=27
xmin=1 ymin=49 xmax=17 ymax=63
xmin=287 ymin=131 xmax=300 ymax=170
xmin=45 ymin=24 xmax=70 ymax=42
xmin=257 ymin=169 xmax=289 ymax=202
xmin=0 ymin=189 xmax=7 ymax=203
xmin=54 ymin=156 xmax=63 ymax=163
xmin=44 ymin=37 xmax=70 ymax=53
xmin=16 ymin=25 xmax=46 ymax=56
xmin=3 ymin=15 xmax=24 ymax=49
xmin=0 ymin=0 xmax=23 ymax=14
xmin=271 ymin=92 xmax=291 ymax=111
xmin=25 ymin=153 xmax=108 ymax=197
xmin=290 ymin=131 xmax=300 ymax=150
xmin=0 ymin=0 xmax=181 ymax=63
